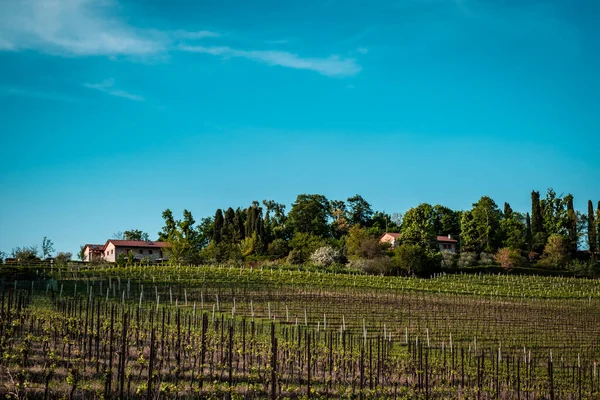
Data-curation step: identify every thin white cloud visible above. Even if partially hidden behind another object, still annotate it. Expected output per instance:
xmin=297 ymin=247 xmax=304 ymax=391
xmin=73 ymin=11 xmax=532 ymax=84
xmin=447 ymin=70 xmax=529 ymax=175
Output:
xmin=173 ymin=30 xmax=220 ymax=40
xmin=179 ymin=45 xmax=362 ymax=77
xmin=83 ymin=78 xmax=144 ymax=101
xmin=0 ymin=0 xmax=363 ymax=77
xmin=0 ymin=0 xmax=167 ymax=56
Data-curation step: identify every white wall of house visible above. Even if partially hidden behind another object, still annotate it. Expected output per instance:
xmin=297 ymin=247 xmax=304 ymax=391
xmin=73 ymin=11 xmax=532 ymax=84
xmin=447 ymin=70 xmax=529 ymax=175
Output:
xmin=106 ymin=244 xmax=166 ymax=262
xmin=438 ymin=242 xmax=457 ymax=253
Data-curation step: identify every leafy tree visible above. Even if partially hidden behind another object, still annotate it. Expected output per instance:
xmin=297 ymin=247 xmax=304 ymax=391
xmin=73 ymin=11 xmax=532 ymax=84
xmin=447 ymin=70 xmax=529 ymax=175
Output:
xmin=113 ymin=231 xmax=124 ymax=240
xmin=244 ymin=204 xmax=265 ymax=249
xmin=287 ymin=194 xmax=330 ymax=237
xmin=346 ymin=225 xmax=387 ymax=260
xmin=197 ymin=217 xmax=214 ymax=249
xmin=310 ymin=246 xmax=341 ymax=267
xmin=329 ymin=200 xmax=350 ymax=238
xmin=538 ymin=234 xmax=569 ymax=269
xmin=78 ymin=245 xmax=86 ymax=261
xmin=392 ymin=243 xmax=440 ymax=277
xmin=400 ymin=203 xmax=437 ymax=251
xmin=263 ymin=200 xmax=287 ymax=240
xmin=501 ymin=212 xmax=527 ymax=250
xmin=0 ymin=250 xmax=6 ymax=264
xmin=288 ymin=232 xmax=326 ymax=264
xmin=54 ymin=252 xmax=72 ymax=266
xmin=347 ymin=194 xmax=373 ymax=227
xmin=267 ymin=238 xmax=289 ymax=259
xmin=432 ymin=205 xmax=460 ymax=237
xmin=494 ymin=248 xmax=526 ymax=270
xmin=460 ymin=211 xmax=478 ymax=252
xmin=469 ymin=196 xmax=502 ymax=253
xmin=369 ymin=211 xmax=401 ymax=235
xmin=42 ymin=237 xmax=55 ymax=259
xmin=12 ymin=245 xmax=39 ymax=261
xmin=123 ymin=229 xmax=150 ymax=241
xmin=158 ymin=209 xmax=177 ymax=242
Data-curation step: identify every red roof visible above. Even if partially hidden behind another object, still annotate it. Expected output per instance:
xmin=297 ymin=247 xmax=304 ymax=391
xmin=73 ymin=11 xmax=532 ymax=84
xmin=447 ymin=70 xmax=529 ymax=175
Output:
xmin=382 ymin=232 xmax=402 ymax=239
xmin=437 ymin=236 xmax=458 ymax=243
xmin=104 ymin=240 xmax=170 ymax=250
xmin=85 ymin=244 xmax=104 ymax=251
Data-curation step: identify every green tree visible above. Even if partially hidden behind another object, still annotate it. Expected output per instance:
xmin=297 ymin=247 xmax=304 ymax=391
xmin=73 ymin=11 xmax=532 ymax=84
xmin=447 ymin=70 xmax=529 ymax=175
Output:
xmin=263 ymin=200 xmax=287 ymax=240
xmin=158 ymin=209 xmax=177 ymax=241
xmin=469 ymin=196 xmax=502 ymax=253
xmin=500 ymin=212 xmax=527 ymax=250
xmin=12 ymin=246 xmax=39 ymax=261
xmin=197 ymin=216 xmax=214 ymax=249
xmin=565 ymin=195 xmax=578 ymax=255
xmin=346 ymin=225 xmax=386 ymax=260
xmin=329 ymin=199 xmax=349 ymax=238
xmin=42 ymin=237 xmax=55 ymax=259
xmin=588 ymin=200 xmax=597 ymax=256
xmin=460 ymin=211 xmax=478 ymax=252
xmin=123 ymin=229 xmax=150 ymax=241
xmin=400 ymin=203 xmax=437 ymax=251
xmin=503 ymin=202 xmax=513 ymax=219
xmin=54 ymin=252 xmax=72 ymax=266
xmin=530 ymin=191 xmax=545 ymax=252
xmin=213 ymin=209 xmax=224 ymax=243
xmin=432 ymin=205 xmax=460 ymax=237
xmin=287 ymin=232 xmax=326 ymax=264
xmin=287 ymin=194 xmax=330 ymax=237
xmin=78 ymin=245 xmax=86 ymax=261
xmin=538 ymin=234 xmax=569 ymax=269
xmin=392 ymin=243 xmax=440 ymax=277
xmin=347 ymin=194 xmax=373 ymax=227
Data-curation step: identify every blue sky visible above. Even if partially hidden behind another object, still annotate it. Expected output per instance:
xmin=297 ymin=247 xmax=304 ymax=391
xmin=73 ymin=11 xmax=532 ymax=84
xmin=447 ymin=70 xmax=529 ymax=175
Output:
xmin=1 ymin=0 xmax=599 ymax=256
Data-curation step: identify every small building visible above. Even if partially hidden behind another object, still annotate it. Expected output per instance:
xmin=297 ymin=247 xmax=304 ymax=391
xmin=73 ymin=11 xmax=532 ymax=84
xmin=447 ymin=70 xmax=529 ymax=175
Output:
xmin=437 ymin=235 xmax=458 ymax=253
xmin=82 ymin=244 xmax=105 ymax=262
xmin=102 ymin=240 xmax=170 ymax=263
xmin=380 ymin=232 xmax=402 ymax=248
xmin=380 ymin=232 xmax=459 ymax=253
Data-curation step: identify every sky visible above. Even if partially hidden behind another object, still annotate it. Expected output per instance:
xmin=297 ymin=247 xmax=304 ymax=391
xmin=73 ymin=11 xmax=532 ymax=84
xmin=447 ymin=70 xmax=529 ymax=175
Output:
xmin=0 ymin=0 xmax=599 ymax=256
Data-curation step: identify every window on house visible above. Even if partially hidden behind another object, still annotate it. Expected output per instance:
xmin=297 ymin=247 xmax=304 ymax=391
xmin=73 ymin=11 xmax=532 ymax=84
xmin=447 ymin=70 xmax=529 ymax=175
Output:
xmin=149 ymin=250 xmax=153 ymax=255
xmin=139 ymin=249 xmax=143 ymax=254
xmin=111 ymin=249 xmax=114 ymax=254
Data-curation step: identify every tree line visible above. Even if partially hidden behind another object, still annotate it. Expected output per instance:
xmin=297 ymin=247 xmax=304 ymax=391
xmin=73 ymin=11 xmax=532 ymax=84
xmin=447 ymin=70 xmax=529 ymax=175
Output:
xmin=153 ymin=190 xmax=600 ymax=276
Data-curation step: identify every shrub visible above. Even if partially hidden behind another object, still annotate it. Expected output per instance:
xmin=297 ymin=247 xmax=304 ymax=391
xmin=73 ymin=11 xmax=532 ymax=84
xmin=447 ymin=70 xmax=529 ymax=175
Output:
xmin=494 ymin=248 xmax=527 ymax=270
xmin=349 ymin=257 xmax=395 ymax=275
xmin=441 ymin=252 xmax=458 ymax=271
xmin=478 ymin=252 xmax=494 ymax=266
xmin=457 ymin=252 xmax=478 ymax=269
xmin=310 ymin=246 xmax=341 ymax=267
xmin=267 ymin=239 xmax=289 ymax=259
xmin=54 ymin=252 xmax=72 ymax=266
xmin=287 ymin=249 xmax=305 ymax=265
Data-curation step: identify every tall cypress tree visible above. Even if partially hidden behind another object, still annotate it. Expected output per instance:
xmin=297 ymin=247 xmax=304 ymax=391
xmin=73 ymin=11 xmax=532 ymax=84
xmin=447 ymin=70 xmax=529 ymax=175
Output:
xmin=525 ymin=212 xmax=532 ymax=251
xmin=213 ymin=209 xmax=224 ymax=243
xmin=565 ymin=194 xmax=577 ymax=255
xmin=597 ymin=201 xmax=600 ymax=252
xmin=503 ymin=202 xmax=513 ymax=219
xmin=588 ymin=200 xmax=597 ymax=257
xmin=531 ymin=191 xmax=543 ymax=234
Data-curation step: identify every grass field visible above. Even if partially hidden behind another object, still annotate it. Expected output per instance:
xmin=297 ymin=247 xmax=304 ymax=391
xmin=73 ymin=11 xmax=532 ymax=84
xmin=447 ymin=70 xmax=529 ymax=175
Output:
xmin=1 ymin=264 xmax=599 ymax=399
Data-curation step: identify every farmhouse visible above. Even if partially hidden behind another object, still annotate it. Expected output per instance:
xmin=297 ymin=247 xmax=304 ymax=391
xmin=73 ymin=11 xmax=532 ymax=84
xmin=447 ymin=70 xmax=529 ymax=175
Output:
xmin=437 ymin=235 xmax=458 ymax=253
xmin=83 ymin=240 xmax=170 ymax=263
xmin=380 ymin=233 xmax=459 ymax=253
xmin=82 ymin=244 xmax=104 ymax=262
